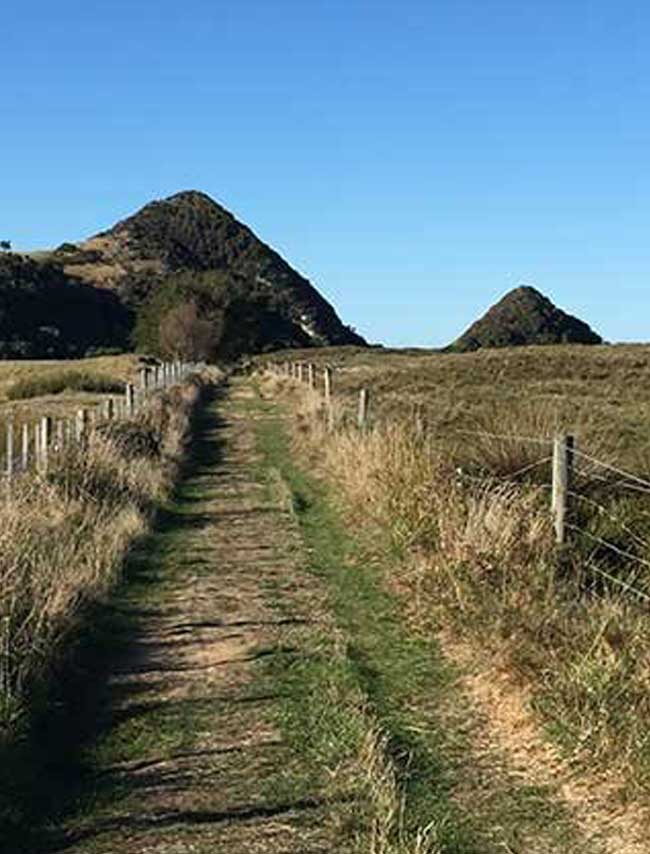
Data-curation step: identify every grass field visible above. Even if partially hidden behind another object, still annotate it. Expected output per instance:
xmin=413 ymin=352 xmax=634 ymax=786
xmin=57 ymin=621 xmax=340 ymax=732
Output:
xmin=0 ymin=354 xmax=137 ymax=405
xmin=0 ymin=355 xmax=139 ymax=456
xmin=260 ymin=343 xmax=650 ymax=473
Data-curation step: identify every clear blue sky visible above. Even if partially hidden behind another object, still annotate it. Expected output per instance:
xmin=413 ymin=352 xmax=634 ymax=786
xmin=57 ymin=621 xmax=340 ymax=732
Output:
xmin=1 ymin=0 xmax=646 ymax=346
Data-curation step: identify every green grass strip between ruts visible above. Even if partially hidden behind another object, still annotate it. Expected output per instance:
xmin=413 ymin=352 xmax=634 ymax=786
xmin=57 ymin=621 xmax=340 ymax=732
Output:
xmin=251 ymin=398 xmax=482 ymax=853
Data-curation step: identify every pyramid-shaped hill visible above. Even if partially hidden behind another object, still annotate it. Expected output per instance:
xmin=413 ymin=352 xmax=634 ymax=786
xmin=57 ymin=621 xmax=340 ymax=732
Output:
xmin=54 ymin=190 xmax=366 ymax=352
xmin=451 ymin=286 xmax=602 ymax=352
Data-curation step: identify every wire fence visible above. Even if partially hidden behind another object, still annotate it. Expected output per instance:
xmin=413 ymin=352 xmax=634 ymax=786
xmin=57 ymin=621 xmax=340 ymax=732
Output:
xmin=267 ymin=358 xmax=650 ymax=605
xmin=0 ymin=361 xmax=199 ymax=483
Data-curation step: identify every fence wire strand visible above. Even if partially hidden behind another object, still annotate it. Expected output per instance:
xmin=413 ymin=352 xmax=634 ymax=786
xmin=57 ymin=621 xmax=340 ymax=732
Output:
xmin=572 ymin=448 xmax=650 ymax=494
xmin=568 ymin=490 xmax=650 ymax=553
xmin=584 ymin=560 xmax=650 ymax=604
xmin=566 ymin=523 xmax=650 ymax=573
xmin=450 ymin=428 xmax=552 ymax=447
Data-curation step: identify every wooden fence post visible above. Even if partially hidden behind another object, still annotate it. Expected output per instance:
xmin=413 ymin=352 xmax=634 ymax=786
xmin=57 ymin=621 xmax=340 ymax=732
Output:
xmin=33 ymin=422 xmax=40 ymax=470
xmin=5 ymin=420 xmax=14 ymax=479
xmin=21 ymin=423 xmax=29 ymax=470
xmin=323 ymin=366 xmax=332 ymax=402
xmin=55 ymin=419 xmax=65 ymax=452
xmin=357 ymin=388 xmax=370 ymax=430
xmin=125 ymin=384 xmax=135 ymax=417
xmin=76 ymin=408 xmax=89 ymax=441
xmin=552 ymin=433 xmax=574 ymax=545
xmin=39 ymin=416 xmax=53 ymax=473
xmin=308 ymin=363 xmax=315 ymax=389
xmin=102 ymin=398 xmax=115 ymax=421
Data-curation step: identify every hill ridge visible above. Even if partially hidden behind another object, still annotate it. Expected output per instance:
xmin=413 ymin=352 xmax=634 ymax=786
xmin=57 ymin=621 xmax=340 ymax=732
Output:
xmin=0 ymin=191 xmax=366 ymax=359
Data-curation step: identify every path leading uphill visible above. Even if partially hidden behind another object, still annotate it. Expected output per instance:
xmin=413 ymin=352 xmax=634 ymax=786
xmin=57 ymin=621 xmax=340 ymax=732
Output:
xmin=43 ymin=381 xmax=345 ymax=854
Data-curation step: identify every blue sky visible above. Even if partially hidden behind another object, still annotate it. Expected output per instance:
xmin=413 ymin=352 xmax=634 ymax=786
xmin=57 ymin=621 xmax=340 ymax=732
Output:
xmin=1 ymin=0 xmax=646 ymax=346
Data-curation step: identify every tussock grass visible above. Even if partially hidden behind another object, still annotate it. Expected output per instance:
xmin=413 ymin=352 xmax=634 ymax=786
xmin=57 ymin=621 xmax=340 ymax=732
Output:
xmin=264 ymin=357 xmax=650 ymax=796
xmin=6 ymin=369 xmax=124 ymax=400
xmin=0 ymin=376 xmax=207 ymax=738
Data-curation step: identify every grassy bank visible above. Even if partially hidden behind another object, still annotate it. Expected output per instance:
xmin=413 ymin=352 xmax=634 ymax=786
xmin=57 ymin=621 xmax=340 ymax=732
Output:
xmin=259 ymin=361 xmax=650 ymax=808
xmin=0 ymin=372 xmax=211 ymax=838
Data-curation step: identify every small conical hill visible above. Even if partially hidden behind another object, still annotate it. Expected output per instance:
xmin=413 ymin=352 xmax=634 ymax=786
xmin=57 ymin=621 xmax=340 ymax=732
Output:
xmin=451 ymin=286 xmax=602 ymax=352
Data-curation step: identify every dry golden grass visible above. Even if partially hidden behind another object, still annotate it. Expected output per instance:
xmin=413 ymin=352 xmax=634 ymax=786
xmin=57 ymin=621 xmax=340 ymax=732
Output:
xmin=0 ymin=355 xmax=141 ymax=469
xmin=262 ymin=343 xmax=650 ymax=474
xmin=0 ymin=375 xmax=206 ymax=733
xmin=260 ymin=345 xmax=650 ymax=795
xmin=0 ymin=354 xmax=137 ymax=403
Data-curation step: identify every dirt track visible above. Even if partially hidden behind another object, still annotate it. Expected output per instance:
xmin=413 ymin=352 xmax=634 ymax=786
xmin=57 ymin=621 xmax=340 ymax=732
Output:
xmin=49 ymin=382 xmax=339 ymax=854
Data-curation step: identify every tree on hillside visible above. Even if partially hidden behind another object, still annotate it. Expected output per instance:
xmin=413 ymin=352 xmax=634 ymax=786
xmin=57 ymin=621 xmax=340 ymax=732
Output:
xmin=0 ymin=241 xmax=11 ymax=252
xmin=158 ymin=299 xmax=221 ymax=361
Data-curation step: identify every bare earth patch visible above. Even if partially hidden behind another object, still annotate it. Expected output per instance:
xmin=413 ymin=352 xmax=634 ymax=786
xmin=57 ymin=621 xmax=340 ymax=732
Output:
xmin=439 ymin=631 xmax=650 ymax=854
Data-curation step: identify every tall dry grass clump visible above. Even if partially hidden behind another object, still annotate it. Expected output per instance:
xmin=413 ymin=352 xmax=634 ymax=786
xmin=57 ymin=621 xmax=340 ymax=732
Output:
xmin=271 ymin=371 xmax=650 ymax=790
xmin=0 ymin=375 xmax=208 ymax=734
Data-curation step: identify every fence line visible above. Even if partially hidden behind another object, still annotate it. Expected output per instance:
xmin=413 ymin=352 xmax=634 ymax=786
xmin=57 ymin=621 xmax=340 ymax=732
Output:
xmin=1 ymin=360 xmax=198 ymax=482
xmin=266 ymin=359 xmax=650 ymax=602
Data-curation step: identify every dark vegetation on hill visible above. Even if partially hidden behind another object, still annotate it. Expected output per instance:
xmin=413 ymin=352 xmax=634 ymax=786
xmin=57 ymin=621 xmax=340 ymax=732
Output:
xmin=1 ymin=194 xmax=604 ymax=361
xmin=0 ymin=191 xmax=365 ymax=360
xmin=451 ymin=286 xmax=602 ymax=352
xmin=60 ymin=190 xmax=366 ymax=357
xmin=0 ymin=254 xmax=130 ymax=358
